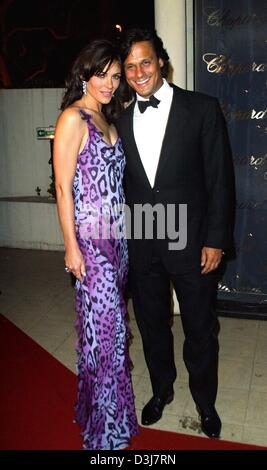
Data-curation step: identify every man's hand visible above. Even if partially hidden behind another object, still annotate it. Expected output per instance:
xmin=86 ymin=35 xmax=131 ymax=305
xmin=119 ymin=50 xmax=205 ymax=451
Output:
xmin=201 ymin=247 xmax=224 ymax=274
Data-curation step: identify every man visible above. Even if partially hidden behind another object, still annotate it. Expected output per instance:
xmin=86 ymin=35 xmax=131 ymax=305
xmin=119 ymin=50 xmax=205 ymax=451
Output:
xmin=116 ymin=27 xmax=235 ymax=439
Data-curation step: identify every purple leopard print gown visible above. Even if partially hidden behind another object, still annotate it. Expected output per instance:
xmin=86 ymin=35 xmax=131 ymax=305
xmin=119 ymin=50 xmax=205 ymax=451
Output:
xmin=73 ymin=110 xmax=139 ymax=450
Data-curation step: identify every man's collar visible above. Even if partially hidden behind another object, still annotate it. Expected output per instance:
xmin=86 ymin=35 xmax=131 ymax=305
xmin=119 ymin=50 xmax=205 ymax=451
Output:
xmin=136 ymin=78 xmax=172 ymax=102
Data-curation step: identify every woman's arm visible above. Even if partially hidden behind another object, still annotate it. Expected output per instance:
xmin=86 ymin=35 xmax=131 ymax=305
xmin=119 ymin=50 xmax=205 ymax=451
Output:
xmin=53 ymin=108 xmax=86 ymax=282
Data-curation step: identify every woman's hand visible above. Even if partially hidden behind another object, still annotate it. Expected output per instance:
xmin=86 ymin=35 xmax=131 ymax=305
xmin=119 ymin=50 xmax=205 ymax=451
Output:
xmin=65 ymin=248 xmax=86 ymax=282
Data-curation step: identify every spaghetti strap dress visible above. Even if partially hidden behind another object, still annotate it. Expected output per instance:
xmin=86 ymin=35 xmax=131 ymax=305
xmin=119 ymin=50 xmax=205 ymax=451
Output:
xmin=73 ymin=110 xmax=139 ymax=450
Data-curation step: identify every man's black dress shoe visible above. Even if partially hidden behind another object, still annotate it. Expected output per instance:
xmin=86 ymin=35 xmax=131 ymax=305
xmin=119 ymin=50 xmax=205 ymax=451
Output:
xmin=141 ymin=391 xmax=174 ymax=426
xmin=197 ymin=406 xmax=221 ymax=438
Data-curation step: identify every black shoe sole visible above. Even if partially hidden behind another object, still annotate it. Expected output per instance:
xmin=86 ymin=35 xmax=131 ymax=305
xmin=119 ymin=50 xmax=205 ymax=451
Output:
xmin=201 ymin=427 xmax=221 ymax=439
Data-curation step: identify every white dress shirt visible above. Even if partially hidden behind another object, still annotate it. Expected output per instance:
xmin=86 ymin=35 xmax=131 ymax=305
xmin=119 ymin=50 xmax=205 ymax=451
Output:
xmin=133 ymin=78 xmax=173 ymax=187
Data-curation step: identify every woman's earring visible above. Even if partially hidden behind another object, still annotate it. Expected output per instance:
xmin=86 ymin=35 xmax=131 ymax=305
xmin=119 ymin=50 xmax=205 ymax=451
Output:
xmin=82 ymin=80 xmax=87 ymax=95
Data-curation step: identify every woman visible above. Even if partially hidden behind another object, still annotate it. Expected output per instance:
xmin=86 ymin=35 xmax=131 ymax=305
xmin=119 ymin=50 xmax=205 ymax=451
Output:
xmin=53 ymin=38 xmax=139 ymax=450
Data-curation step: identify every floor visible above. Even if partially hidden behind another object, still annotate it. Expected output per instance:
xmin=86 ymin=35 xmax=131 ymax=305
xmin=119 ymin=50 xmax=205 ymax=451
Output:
xmin=1 ymin=247 xmax=267 ymax=448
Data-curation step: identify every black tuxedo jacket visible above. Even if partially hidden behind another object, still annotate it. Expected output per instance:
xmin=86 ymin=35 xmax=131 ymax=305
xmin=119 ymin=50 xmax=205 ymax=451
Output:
xmin=116 ymin=85 xmax=235 ymax=273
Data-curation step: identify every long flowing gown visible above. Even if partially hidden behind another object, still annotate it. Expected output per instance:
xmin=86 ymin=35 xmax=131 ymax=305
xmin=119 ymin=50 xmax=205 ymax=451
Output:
xmin=73 ymin=110 xmax=139 ymax=450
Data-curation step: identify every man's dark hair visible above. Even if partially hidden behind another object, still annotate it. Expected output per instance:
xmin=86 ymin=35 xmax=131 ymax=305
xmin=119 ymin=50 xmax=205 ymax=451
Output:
xmin=120 ymin=26 xmax=170 ymax=79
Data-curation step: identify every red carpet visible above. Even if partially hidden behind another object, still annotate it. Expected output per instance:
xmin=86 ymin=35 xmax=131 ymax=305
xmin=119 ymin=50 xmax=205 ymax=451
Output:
xmin=0 ymin=314 xmax=266 ymax=451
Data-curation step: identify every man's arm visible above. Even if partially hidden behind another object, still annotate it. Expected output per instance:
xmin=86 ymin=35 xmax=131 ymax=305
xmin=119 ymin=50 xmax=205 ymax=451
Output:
xmin=201 ymin=98 xmax=235 ymax=249
xmin=200 ymin=97 xmax=235 ymax=272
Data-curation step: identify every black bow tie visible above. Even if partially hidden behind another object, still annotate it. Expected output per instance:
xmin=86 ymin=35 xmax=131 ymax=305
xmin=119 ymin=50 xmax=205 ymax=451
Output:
xmin=137 ymin=95 xmax=160 ymax=113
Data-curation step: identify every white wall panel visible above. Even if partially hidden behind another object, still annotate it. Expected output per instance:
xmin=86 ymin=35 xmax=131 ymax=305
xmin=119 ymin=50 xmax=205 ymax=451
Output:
xmin=0 ymin=200 xmax=64 ymax=250
xmin=0 ymin=88 xmax=63 ymax=197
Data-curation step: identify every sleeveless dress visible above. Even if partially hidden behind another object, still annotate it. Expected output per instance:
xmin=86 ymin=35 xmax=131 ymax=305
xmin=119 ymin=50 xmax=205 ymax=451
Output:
xmin=73 ymin=110 xmax=139 ymax=450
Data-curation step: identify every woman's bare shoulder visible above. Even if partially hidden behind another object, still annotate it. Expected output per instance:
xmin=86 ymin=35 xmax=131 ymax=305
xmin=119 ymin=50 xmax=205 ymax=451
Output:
xmin=56 ymin=106 xmax=85 ymax=130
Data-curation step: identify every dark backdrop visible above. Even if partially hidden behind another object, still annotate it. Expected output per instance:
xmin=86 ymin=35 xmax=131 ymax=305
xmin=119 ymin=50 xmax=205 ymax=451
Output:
xmin=194 ymin=0 xmax=267 ymax=319
xmin=0 ymin=0 xmax=154 ymax=88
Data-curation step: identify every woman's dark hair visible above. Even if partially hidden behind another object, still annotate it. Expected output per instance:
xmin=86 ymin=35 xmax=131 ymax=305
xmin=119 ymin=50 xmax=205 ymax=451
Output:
xmin=61 ymin=38 xmax=124 ymax=122
xmin=120 ymin=26 xmax=170 ymax=79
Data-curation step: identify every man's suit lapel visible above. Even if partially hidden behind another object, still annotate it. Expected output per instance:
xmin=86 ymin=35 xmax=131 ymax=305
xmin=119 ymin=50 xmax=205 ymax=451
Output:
xmin=123 ymin=87 xmax=191 ymax=188
xmin=154 ymin=86 xmax=191 ymax=185
xmin=123 ymin=102 xmax=152 ymax=188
